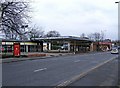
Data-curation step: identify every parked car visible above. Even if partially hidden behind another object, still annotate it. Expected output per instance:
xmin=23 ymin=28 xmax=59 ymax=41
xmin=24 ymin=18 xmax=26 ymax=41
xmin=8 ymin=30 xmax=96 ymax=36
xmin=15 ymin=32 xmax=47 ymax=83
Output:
xmin=111 ymin=48 xmax=119 ymax=54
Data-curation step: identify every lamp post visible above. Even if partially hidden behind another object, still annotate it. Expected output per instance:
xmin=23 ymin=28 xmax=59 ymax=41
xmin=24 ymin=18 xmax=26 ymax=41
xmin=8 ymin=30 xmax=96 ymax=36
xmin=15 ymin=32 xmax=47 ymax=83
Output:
xmin=115 ymin=1 xmax=120 ymax=53
xmin=115 ymin=1 xmax=120 ymax=41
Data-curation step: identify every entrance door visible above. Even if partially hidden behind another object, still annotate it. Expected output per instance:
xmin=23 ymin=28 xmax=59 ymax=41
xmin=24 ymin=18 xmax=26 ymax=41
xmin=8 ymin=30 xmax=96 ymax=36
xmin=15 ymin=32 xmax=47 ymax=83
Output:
xmin=14 ymin=43 xmax=20 ymax=57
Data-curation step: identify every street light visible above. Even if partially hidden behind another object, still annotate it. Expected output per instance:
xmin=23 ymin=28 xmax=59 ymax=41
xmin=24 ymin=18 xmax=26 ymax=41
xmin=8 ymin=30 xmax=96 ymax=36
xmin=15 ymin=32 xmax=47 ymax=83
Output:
xmin=115 ymin=1 xmax=120 ymax=41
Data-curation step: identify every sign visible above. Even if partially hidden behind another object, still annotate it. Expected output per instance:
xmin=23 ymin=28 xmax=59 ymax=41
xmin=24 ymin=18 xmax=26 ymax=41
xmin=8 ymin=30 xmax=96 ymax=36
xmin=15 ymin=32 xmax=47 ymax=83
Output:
xmin=99 ymin=42 xmax=111 ymax=45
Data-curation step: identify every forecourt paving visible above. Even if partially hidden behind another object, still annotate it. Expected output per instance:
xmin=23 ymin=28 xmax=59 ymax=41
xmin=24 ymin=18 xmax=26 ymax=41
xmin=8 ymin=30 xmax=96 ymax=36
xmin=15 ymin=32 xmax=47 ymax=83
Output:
xmin=2 ymin=52 xmax=118 ymax=86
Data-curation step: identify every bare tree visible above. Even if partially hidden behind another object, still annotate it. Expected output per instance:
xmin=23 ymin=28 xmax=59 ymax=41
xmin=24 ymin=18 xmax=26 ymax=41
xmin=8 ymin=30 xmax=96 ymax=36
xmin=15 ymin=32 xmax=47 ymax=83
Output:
xmin=28 ymin=25 xmax=44 ymax=39
xmin=93 ymin=32 xmax=101 ymax=41
xmin=0 ymin=0 xmax=30 ymax=39
xmin=45 ymin=30 xmax=61 ymax=37
xmin=80 ymin=33 xmax=85 ymax=38
xmin=100 ymin=30 xmax=105 ymax=41
xmin=87 ymin=31 xmax=105 ymax=41
xmin=87 ymin=33 xmax=94 ymax=40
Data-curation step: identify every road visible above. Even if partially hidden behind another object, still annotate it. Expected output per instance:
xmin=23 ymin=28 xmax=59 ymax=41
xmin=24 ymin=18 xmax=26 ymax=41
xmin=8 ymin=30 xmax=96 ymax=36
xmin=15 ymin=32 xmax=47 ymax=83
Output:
xmin=69 ymin=58 xmax=118 ymax=86
xmin=2 ymin=52 xmax=118 ymax=86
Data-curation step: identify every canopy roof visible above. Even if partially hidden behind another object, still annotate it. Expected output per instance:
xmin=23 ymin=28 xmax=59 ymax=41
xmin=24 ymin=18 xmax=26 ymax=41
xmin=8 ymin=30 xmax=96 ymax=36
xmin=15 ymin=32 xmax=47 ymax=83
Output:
xmin=31 ymin=36 xmax=93 ymax=42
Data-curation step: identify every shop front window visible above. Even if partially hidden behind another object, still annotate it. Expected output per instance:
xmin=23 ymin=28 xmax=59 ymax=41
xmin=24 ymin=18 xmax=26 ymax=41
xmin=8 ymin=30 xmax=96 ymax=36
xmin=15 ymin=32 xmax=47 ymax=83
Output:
xmin=20 ymin=45 xmax=26 ymax=52
xmin=2 ymin=45 xmax=13 ymax=53
xmin=28 ymin=45 xmax=37 ymax=52
xmin=51 ymin=42 xmax=68 ymax=50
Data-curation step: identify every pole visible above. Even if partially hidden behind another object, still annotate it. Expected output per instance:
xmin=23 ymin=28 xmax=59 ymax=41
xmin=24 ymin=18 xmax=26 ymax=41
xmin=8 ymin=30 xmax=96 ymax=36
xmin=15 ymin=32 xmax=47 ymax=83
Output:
xmin=115 ymin=1 xmax=120 ymax=49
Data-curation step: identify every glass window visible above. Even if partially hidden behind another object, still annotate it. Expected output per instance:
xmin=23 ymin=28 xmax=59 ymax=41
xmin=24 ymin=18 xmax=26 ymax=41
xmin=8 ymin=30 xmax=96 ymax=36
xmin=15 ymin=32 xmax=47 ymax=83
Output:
xmin=2 ymin=45 xmax=13 ymax=53
xmin=28 ymin=45 xmax=38 ymax=52
xmin=20 ymin=45 xmax=26 ymax=52
xmin=51 ymin=42 xmax=68 ymax=50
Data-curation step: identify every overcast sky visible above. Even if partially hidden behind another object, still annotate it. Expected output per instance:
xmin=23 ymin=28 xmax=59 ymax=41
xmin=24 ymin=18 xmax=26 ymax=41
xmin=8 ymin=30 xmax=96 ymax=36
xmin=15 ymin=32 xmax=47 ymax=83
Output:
xmin=29 ymin=0 xmax=118 ymax=40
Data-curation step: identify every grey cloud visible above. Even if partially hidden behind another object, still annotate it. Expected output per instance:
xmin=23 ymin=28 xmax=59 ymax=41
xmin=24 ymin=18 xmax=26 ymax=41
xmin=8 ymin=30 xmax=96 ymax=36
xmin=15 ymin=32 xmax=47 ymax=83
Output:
xmin=29 ymin=0 xmax=118 ymax=40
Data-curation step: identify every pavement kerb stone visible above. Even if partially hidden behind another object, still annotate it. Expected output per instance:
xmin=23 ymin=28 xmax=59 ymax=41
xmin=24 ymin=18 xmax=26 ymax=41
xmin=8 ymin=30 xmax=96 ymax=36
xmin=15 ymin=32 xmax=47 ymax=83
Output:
xmin=55 ymin=56 xmax=117 ymax=87
xmin=1 ymin=56 xmax=52 ymax=63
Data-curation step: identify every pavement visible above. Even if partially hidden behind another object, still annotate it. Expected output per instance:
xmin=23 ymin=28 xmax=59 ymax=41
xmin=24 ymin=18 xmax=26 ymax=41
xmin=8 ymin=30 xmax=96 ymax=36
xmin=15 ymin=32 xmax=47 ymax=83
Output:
xmin=1 ymin=52 xmax=74 ymax=63
xmin=2 ymin=51 xmax=118 ymax=86
xmin=1 ymin=51 xmax=104 ymax=63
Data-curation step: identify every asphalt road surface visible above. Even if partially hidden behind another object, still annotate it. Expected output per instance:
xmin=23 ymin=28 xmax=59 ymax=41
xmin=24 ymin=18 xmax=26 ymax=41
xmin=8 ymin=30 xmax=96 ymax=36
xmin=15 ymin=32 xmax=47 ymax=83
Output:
xmin=69 ymin=58 xmax=118 ymax=86
xmin=2 ymin=52 xmax=118 ymax=86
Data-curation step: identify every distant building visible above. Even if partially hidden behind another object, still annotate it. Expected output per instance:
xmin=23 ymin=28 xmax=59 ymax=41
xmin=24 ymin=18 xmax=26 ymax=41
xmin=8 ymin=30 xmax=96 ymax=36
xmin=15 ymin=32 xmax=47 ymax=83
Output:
xmin=103 ymin=39 xmax=111 ymax=42
xmin=92 ymin=41 xmax=112 ymax=51
xmin=1 ymin=36 xmax=93 ymax=55
xmin=2 ymin=36 xmax=113 ymax=57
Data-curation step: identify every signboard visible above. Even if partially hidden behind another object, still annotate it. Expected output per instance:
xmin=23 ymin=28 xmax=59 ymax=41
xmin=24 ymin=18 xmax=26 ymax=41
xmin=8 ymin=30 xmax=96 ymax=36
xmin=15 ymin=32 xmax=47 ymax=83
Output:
xmin=99 ymin=42 xmax=111 ymax=45
xmin=20 ymin=42 xmax=37 ymax=45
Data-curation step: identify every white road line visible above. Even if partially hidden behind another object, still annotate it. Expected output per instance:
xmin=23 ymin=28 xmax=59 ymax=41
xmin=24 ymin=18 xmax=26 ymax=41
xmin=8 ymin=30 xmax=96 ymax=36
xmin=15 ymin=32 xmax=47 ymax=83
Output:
xmin=34 ymin=68 xmax=47 ymax=72
xmin=74 ymin=60 xmax=87 ymax=62
xmin=74 ymin=60 xmax=80 ymax=62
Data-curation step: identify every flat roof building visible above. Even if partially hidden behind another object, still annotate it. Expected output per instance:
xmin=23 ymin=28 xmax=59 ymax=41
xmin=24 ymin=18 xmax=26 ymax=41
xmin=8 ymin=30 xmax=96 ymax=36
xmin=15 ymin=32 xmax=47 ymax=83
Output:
xmin=1 ymin=39 xmax=43 ymax=57
xmin=1 ymin=36 xmax=93 ymax=58
xmin=31 ymin=36 xmax=93 ymax=53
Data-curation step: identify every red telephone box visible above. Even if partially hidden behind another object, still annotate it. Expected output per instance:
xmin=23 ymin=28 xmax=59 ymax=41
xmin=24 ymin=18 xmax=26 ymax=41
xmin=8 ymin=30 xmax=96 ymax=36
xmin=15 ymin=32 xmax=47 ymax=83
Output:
xmin=14 ymin=43 xmax=20 ymax=57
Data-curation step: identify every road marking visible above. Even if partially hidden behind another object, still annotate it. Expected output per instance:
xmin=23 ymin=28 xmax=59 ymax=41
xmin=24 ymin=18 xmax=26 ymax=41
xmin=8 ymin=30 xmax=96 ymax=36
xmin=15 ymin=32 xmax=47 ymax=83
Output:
xmin=74 ymin=60 xmax=87 ymax=62
xmin=56 ymin=56 xmax=117 ymax=87
xmin=74 ymin=60 xmax=80 ymax=62
xmin=34 ymin=68 xmax=47 ymax=72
